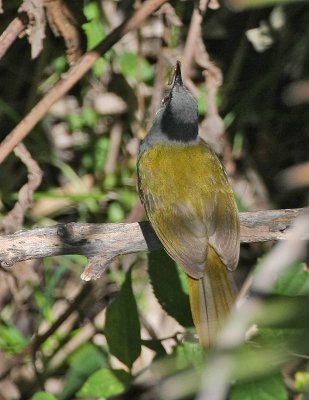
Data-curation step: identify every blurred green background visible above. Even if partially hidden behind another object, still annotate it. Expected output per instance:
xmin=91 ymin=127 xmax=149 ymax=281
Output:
xmin=0 ymin=0 xmax=308 ymax=399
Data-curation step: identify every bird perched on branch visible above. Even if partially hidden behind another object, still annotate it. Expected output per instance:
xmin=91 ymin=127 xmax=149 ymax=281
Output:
xmin=137 ymin=61 xmax=240 ymax=347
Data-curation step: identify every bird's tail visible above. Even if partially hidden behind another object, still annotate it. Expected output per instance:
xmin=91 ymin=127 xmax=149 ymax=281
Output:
xmin=187 ymin=246 xmax=236 ymax=348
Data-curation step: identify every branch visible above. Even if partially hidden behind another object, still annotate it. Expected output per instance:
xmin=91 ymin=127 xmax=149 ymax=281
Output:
xmin=0 ymin=0 xmax=168 ymax=164
xmin=182 ymin=0 xmax=208 ymax=80
xmin=44 ymin=0 xmax=84 ymax=64
xmin=0 ymin=14 xmax=27 ymax=59
xmin=0 ymin=208 xmax=307 ymax=280
xmin=0 ymin=143 xmax=43 ymax=234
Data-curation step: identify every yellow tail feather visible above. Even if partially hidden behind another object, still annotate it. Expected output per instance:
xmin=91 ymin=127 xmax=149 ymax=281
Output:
xmin=187 ymin=247 xmax=236 ymax=348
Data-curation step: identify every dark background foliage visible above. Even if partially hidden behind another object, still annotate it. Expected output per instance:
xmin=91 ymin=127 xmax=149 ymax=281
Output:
xmin=0 ymin=0 xmax=308 ymax=399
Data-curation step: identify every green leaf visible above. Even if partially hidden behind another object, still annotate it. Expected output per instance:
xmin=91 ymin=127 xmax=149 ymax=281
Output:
xmin=118 ymin=190 xmax=138 ymax=209
xmin=104 ymin=173 xmax=117 ymax=190
xmin=254 ymin=259 xmax=309 ymax=297
xmin=105 ymin=267 xmax=141 ymax=368
xmin=117 ymin=52 xmax=153 ymax=82
xmin=198 ymin=86 xmax=222 ymax=115
xmin=82 ymin=107 xmax=98 ymax=128
xmin=32 ymin=392 xmax=57 ymax=400
xmin=254 ymin=295 xmax=309 ymax=338
xmin=52 ymin=56 xmax=67 ymax=73
xmin=174 ymin=340 xmax=204 ymax=370
xmin=252 ymin=260 xmax=309 ymax=338
xmin=60 ymin=343 xmax=107 ymax=400
xmin=77 ymin=368 xmax=131 ymax=398
xmin=294 ymin=371 xmax=309 ymax=393
xmin=169 ymin=25 xmax=181 ymax=48
xmin=198 ymin=87 xmax=207 ymax=115
xmin=95 ymin=137 xmax=110 ymax=172
xmin=107 ymin=202 xmax=125 ymax=223
xmin=272 ymin=261 xmax=309 ymax=296
xmin=83 ymin=1 xmax=101 ymax=20
xmin=0 ymin=323 xmax=28 ymax=353
xmin=230 ymin=373 xmax=288 ymax=400
xmin=148 ymin=250 xmax=193 ymax=327
xmin=233 ymin=131 xmax=245 ymax=156
xmin=83 ymin=2 xmax=105 ymax=49
xmin=67 ymin=113 xmax=84 ymax=131
xmin=93 ymin=57 xmax=108 ymax=77
xmin=69 ymin=342 xmax=106 ymax=373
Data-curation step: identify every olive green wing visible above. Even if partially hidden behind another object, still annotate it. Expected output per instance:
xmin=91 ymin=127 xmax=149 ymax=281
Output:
xmin=206 ymin=184 xmax=240 ymax=271
xmin=197 ymin=141 xmax=240 ymax=271
xmin=137 ymin=162 xmax=208 ymax=279
xmin=145 ymin=196 xmax=208 ymax=279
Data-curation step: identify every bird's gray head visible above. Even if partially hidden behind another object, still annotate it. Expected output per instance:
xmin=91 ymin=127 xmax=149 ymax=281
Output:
xmin=151 ymin=62 xmax=199 ymax=142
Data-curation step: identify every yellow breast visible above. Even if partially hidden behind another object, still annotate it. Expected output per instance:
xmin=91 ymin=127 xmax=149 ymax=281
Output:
xmin=138 ymin=141 xmax=232 ymax=215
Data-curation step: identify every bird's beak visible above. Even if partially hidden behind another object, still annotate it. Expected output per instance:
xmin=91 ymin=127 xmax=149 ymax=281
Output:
xmin=173 ymin=60 xmax=183 ymax=87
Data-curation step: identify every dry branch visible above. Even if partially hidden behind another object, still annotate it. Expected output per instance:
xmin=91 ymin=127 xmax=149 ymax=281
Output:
xmin=45 ymin=0 xmax=84 ymax=64
xmin=0 ymin=15 xmax=27 ymax=59
xmin=0 ymin=208 xmax=307 ymax=280
xmin=0 ymin=143 xmax=43 ymax=234
xmin=0 ymin=0 xmax=168 ymax=164
xmin=182 ymin=0 xmax=208 ymax=80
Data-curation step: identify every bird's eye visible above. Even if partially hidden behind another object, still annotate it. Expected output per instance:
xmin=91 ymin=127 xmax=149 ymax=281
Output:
xmin=162 ymin=95 xmax=170 ymax=104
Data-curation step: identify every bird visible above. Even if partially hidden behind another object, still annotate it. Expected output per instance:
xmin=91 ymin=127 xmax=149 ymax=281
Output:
xmin=137 ymin=61 xmax=240 ymax=348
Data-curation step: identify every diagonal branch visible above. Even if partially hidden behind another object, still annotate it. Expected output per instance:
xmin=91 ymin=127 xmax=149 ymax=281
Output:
xmin=0 ymin=0 xmax=168 ymax=164
xmin=0 ymin=14 xmax=28 ymax=59
xmin=0 ymin=208 xmax=307 ymax=281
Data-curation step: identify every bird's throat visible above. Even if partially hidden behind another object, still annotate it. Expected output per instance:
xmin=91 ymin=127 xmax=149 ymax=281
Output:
xmin=160 ymin=108 xmax=198 ymax=142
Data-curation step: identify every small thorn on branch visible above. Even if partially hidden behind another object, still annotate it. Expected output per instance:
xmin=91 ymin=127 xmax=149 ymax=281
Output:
xmin=81 ymin=256 xmax=115 ymax=281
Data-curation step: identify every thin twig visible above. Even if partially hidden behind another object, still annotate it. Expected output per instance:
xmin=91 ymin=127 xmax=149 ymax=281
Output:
xmin=181 ymin=0 xmax=226 ymax=155
xmin=182 ymin=0 xmax=208 ymax=79
xmin=0 ymin=143 xmax=43 ymax=234
xmin=0 ymin=0 xmax=168 ymax=164
xmin=104 ymin=123 xmax=123 ymax=175
xmin=45 ymin=0 xmax=83 ymax=64
xmin=0 ymin=15 xmax=27 ymax=59
xmin=148 ymin=4 xmax=182 ymax=119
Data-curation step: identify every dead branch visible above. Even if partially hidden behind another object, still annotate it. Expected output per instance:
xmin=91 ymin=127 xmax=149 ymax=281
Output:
xmin=0 ymin=208 xmax=307 ymax=281
xmin=0 ymin=0 xmax=168 ymax=164
xmin=182 ymin=0 xmax=208 ymax=80
xmin=19 ymin=0 xmax=46 ymax=59
xmin=0 ymin=143 xmax=43 ymax=234
xmin=104 ymin=123 xmax=123 ymax=175
xmin=181 ymin=1 xmax=226 ymax=155
xmin=45 ymin=0 xmax=85 ymax=64
xmin=0 ymin=15 xmax=28 ymax=59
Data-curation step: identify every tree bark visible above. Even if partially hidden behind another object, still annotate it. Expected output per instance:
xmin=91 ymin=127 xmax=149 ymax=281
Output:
xmin=0 ymin=208 xmax=307 ymax=279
